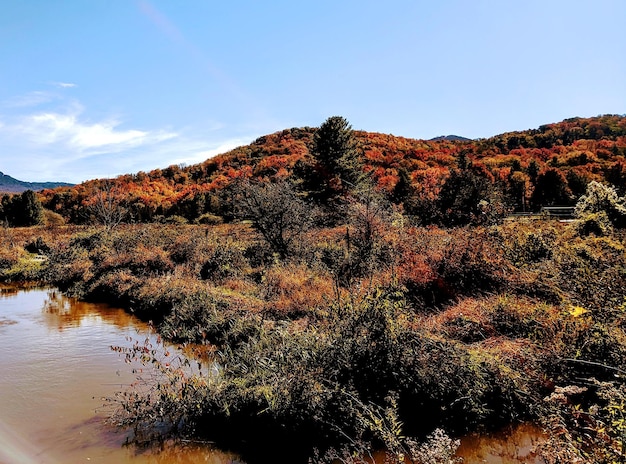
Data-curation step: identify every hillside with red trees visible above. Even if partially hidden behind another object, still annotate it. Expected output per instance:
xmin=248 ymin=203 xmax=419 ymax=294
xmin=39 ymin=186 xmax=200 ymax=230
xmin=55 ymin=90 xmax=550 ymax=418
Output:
xmin=38 ymin=114 xmax=626 ymax=225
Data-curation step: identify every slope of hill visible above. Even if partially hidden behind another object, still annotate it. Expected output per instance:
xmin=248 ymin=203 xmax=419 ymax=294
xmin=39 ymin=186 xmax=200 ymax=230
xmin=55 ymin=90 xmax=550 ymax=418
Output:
xmin=40 ymin=114 xmax=626 ymax=224
xmin=0 ymin=171 xmax=74 ymax=194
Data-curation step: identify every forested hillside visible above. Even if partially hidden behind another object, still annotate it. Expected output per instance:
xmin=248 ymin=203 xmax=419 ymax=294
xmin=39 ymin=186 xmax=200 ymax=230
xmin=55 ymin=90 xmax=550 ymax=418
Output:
xmin=36 ymin=114 xmax=626 ymax=227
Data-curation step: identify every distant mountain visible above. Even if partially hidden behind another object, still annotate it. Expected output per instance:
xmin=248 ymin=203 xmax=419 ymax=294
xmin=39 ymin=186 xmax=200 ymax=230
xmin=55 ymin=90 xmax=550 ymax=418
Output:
xmin=0 ymin=172 xmax=74 ymax=194
xmin=429 ymin=135 xmax=473 ymax=142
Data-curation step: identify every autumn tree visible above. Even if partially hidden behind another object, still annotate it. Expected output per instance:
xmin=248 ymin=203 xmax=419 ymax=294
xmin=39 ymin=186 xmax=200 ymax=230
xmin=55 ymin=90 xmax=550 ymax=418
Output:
xmin=606 ymin=161 xmax=626 ymax=196
xmin=437 ymin=166 xmax=507 ymax=226
xmin=527 ymin=160 xmax=540 ymax=184
xmin=530 ymin=168 xmax=573 ymax=208
xmin=90 ymin=181 xmax=128 ymax=229
xmin=508 ymin=171 xmax=530 ymax=212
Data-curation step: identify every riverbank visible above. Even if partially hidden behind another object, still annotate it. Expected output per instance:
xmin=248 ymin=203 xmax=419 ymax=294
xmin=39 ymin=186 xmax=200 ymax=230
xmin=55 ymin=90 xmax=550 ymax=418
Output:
xmin=0 ymin=285 xmax=244 ymax=464
xmin=1 ymin=220 xmax=626 ymax=462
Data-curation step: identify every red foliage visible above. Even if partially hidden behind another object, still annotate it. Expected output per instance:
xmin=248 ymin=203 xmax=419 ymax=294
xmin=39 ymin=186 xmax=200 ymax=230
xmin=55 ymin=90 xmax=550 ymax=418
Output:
xmin=39 ymin=115 xmax=626 ymax=223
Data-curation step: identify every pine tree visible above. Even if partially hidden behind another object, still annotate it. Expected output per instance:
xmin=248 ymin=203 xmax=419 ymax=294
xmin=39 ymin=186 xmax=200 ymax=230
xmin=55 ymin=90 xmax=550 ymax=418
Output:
xmin=312 ymin=116 xmax=366 ymax=197
xmin=13 ymin=190 xmax=44 ymax=226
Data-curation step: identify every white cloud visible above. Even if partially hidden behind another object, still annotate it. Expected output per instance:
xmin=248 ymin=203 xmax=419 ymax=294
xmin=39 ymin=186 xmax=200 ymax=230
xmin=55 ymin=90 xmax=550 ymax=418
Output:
xmin=27 ymin=111 xmax=149 ymax=149
xmin=56 ymin=82 xmax=77 ymax=88
xmin=171 ymin=139 xmax=247 ymax=166
xmin=70 ymin=122 xmax=146 ymax=148
xmin=0 ymin=91 xmax=258 ymax=183
xmin=2 ymin=91 xmax=57 ymax=108
xmin=6 ymin=106 xmax=177 ymax=154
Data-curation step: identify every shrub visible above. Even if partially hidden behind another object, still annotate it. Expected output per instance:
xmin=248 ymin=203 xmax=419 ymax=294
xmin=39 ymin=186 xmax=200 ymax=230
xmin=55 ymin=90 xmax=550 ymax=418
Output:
xmin=574 ymin=211 xmax=613 ymax=236
xmin=261 ymin=263 xmax=334 ymax=316
xmin=168 ymin=234 xmax=208 ymax=265
xmin=235 ymin=180 xmax=312 ymax=259
xmin=398 ymin=227 xmax=510 ymax=308
xmin=575 ymin=181 xmax=626 ymax=228
xmin=555 ymin=236 xmax=626 ymax=316
xmin=43 ymin=209 xmax=65 ymax=227
xmin=44 ymin=243 xmax=93 ymax=294
xmin=25 ymin=236 xmax=50 ymax=254
xmin=1 ymin=256 xmax=45 ymax=281
xmin=199 ymin=244 xmax=246 ymax=281
xmin=0 ymin=245 xmax=20 ymax=270
xmin=195 ymin=213 xmax=223 ymax=225
xmin=164 ymin=215 xmax=189 ymax=225
xmin=159 ymin=286 xmax=240 ymax=344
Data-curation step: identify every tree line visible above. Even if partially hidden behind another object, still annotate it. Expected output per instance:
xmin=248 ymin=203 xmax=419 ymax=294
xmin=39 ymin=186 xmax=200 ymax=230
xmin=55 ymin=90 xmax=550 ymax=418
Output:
xmin=5 ymin=114 xmax=626 ymax=229
xmin=0 ymin=190 xmax=44 ymax=227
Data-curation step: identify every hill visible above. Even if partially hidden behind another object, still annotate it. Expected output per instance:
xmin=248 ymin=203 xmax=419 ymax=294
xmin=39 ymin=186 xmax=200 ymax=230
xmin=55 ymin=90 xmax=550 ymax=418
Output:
xmin=39 ymin=114 xmax=626 ymax=224
xmin=0 ymin=171 xmax=73 ymax=194
xmin=429 ymin=135 xmax=472 ymax=142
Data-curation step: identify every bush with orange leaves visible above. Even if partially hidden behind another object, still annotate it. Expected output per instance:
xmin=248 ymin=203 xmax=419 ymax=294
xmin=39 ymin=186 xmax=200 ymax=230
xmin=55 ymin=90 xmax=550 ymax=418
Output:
xmin=260 ymin=263 xmax=335 ymax=317
xmin=396 ymin=226 xmax=511 ymax=309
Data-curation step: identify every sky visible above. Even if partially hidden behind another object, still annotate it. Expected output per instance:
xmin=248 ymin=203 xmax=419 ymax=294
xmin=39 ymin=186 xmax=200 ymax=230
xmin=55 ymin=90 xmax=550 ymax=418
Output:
xmin=0 ymin=0 xmax=624 ymax=184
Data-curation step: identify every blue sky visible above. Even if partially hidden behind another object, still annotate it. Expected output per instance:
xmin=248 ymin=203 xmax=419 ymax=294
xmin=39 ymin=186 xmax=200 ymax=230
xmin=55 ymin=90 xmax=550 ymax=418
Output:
xmin=1 ymin=0 xmax=624 ymax=183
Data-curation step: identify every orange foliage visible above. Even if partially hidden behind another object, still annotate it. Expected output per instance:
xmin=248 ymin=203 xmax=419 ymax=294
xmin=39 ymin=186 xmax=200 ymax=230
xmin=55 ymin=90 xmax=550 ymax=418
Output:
xmin=38 ymin=115 xmax=626 ymax=223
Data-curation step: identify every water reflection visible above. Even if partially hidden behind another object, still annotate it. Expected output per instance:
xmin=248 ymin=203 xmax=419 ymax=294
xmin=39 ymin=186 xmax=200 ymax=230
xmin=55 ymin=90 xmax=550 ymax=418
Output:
xmin=455 ymin=423 xmax=547 ymax=464
xmin=0 ymin=286 xmax=243 ymax=464
xmin=42 ymin=289 xmax=141 ymax=331
xmin=0 ymin=283 xmax=28 ymax=299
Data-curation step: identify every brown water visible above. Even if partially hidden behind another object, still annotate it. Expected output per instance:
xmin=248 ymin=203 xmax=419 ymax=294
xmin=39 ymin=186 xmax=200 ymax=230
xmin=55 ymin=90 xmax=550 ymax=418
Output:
xmin=0 ymin=285 xmax=549 ymax=464
xmin=0 ymin=285 xmax=243 ymax=464
xmin=455 ymin=423 xmax=547 ymax=463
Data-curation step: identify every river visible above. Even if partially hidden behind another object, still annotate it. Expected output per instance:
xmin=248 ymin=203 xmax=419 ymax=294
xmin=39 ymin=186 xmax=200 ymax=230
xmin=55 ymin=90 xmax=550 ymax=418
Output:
xmin=0 ymin=285 xmax=547 ymax=464
xmin=0 ymin=285 xmax=243 ymax=464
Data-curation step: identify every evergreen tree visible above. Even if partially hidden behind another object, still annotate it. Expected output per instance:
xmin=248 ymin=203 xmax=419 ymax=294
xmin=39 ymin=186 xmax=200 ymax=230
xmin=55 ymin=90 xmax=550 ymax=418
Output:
xmin=0 ymin=194 xmax=9 ymax=225
xmin=19 ymin=190 xmax=44 ymax=226
xmin=311 ymin=116 xmax=365 ymax=198
xmin=4 ymin=190 xmax=45 ymax=227
xmin=437 ymin=167 xmax=507 ymax=226
xmin=391 ymin=167 xmax=414 ymax=206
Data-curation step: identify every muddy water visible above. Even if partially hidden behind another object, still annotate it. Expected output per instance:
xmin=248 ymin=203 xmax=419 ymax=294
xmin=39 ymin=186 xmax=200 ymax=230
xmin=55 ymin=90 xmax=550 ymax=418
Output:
xmin=455 ymin=423 xmax=547 ymax=463
xmin=0 ymin=285 xmax=243 ymax=464
xmin=0 ymin=285 xmax=549 ymax=464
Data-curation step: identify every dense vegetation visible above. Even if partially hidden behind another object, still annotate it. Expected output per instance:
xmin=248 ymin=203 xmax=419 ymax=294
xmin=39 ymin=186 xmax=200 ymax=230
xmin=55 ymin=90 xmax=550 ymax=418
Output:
xmin=34 ymin=114 xmax=626 ymax=226
xmin=0 ymin=190 xmax=45 ymax=227
xmin=2 ymin=115 xmax=626 ymax=462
